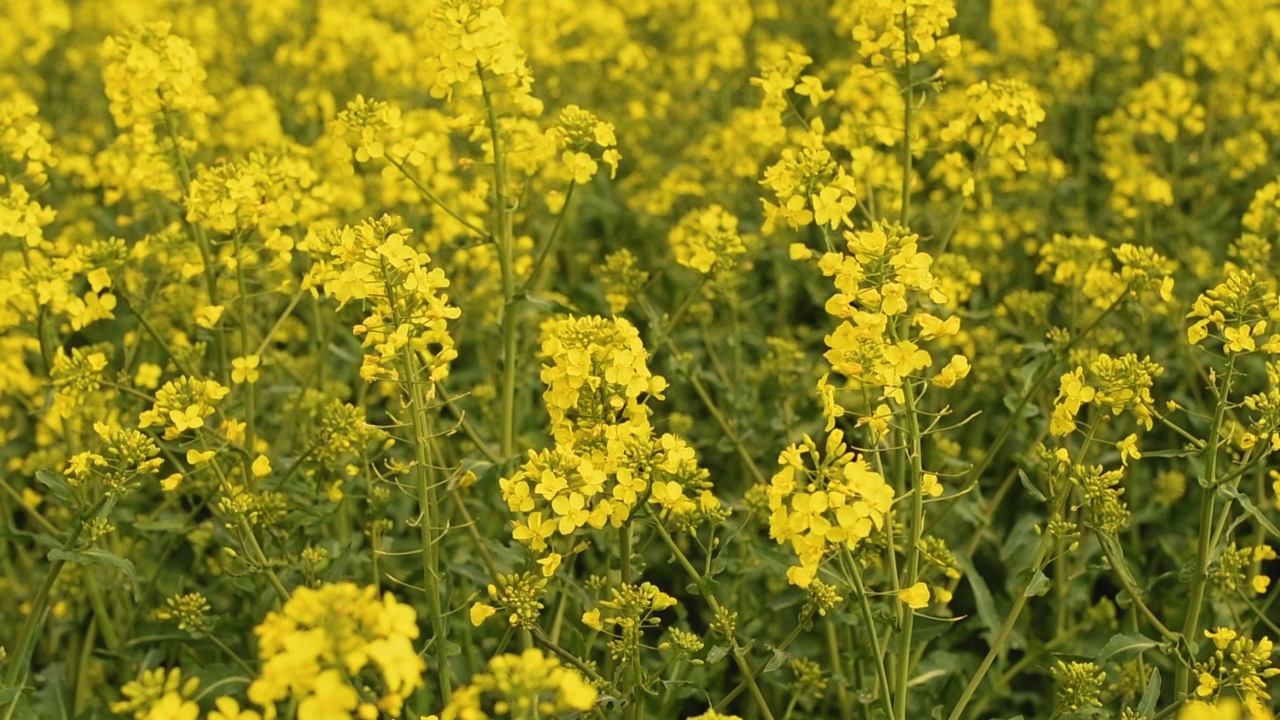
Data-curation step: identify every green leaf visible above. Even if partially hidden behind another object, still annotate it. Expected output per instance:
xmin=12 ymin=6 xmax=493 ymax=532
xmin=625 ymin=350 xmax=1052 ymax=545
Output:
xmin=907 ymin=614 xmax=964 ymax=644
xmin=1017 ymin=469 xmax=1046 ymax=503
xmin=48 ymin=548 xmax=141 ymax=601
xmin=763 ymin=648 xmax=787 ymax=674
xmin=1097 ymin=632 xmax=1160 ymax=662
xmin=1024 ymin=569 xmax=1050 ymax=597
xmin=705 ymin=645 xmax=729 ymax=664
xmin=1097 ymin=531 xmax=1139 ymax=590
xmin=1137 ymin=667 xmax=1161 ymax=716
xmin=954 ymin=553 xmax=999 ymax=636
xmin=1223 ymin=485 xmax=1280 ymax=538
xmin=0 ymin=687 xmax=21 ymax=704
xmin=1138 ymin=447 xmax=1198 ymax=459
xmin=131 ymin=517 xmax=189 ymax=533
xmin=35 ymin=470 xmax=74 ymax=505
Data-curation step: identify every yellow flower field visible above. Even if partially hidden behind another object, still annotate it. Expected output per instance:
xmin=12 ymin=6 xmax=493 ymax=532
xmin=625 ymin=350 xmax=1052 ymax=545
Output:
xmin=1 ymin=1 xmax=1279 ymax=719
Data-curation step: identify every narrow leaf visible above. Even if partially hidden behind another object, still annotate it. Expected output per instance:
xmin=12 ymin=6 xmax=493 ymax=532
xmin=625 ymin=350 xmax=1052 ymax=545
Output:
xmin=1137 ymin=667 xmax=1161 ymax=715
xmin=1097 ymin=632 xmax=1160 ymax=662
xmin=1024 ymin=569 xmax=1050 ymax=597
xmin=48 ymin=548 xmax=141 ymax=601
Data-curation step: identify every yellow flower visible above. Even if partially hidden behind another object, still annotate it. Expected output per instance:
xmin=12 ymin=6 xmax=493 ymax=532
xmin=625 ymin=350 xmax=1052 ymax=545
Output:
xmin=537 ymin=553 xmax=563 ymax=577
xmin=231 ymin=355 xmax=261 ymax=384
xmin=186 ymin=449 xmax=215 ymax=465
xmin=1223 ymin=324 xmax=1256 ymax=353
xmin=251 ymin=455 xmax=271 ymax=478
xmin=470 ymin=602 xmax=497 ymax=627
xmin=194 ymin=305 xmax=225 ymax=329
xmin=1117 ymin=434 xmax=1141 ymax=466
xmin=209 ymin=697 xmax=262 ymax=720
xmin=1204 ymin=627 xmax=1237 ymax=650
xmin=898 ymin=582 xmax=931 ymax=610
xmin=135 ymin=362 xmax=162 ymax=389
xmin=582 ymin=608 xmax=604 ymax=631
xmin=921 ymin=473 xmax=943 ymax=498
xmin=1195 ymin=671 xmax=1219 ymax=698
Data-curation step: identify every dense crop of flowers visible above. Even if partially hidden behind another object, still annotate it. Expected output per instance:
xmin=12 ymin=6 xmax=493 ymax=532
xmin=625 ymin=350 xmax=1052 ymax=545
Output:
xmin=1 ymin=1 xmax=1279 ymax=720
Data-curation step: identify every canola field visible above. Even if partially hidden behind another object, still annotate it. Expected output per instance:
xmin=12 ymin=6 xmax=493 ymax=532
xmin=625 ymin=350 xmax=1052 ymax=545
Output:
xmin=1 ymin=1 xmax=1279 ymax=719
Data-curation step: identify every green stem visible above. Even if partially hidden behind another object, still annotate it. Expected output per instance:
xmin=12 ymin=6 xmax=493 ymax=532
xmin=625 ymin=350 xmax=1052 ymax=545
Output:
xmin=478 ymin=65 xmax=519 ymax=463
xmin=825 ymin=620 xmax=854 ymax=720
xmin=86 ymin=577 xmax=121 ymax=649
xmin=844 ymin=553 xmax=896 ymax=720
xmin=232 ymin=231 xmax=256 ymax=456
xmin=520 ymin=180 xmax=576 ymax=296
xmin=686 ymin=371 xmax=767 ymax=485
xmin=715 ymin=622 xmax=807 ymax=712
xmin=400 ymin=349 xmax=453 ymax=706
xmin=1175 ymin=358 xmax=1234 ymax=697
xmin=947 ymin=479 xmax=1072 ymax=720
xmin=159 ymin=103 xmax=227 ymax=384
xmin=235 ymin=516 xmax=290 ymax=603
xmin=893 ymin=376 xmax=925 ymax=720
xmin=3 ymin=496 xmax=108 ymax=712
xmin=386 ymin=156 xmax=489 ymax=239
xmin=651 ymin=517 xmax=776 ymax=720
xmin=620 ymin=523 xmax=634 ymax=585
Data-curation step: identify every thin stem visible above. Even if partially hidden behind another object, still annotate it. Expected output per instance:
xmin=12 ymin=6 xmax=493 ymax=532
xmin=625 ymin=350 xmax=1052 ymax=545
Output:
xmin=620 ymin=523 xmax=634 ymax=585
xmin=3 ymin=496 xmax=109 ymax=712
xmin=159 ymin=103 xmax=227 ymax=383
xmin=651 ymin=517 xmax=775 ymax=720
xmin=652 ymin=276 xmax=709 ymax=350
xmin=825 ymin=620 xmax=854 ymax=720
xmin=844 ymin=553 xmax=896 ymax=720
xmin=232 ymin=231 xmax=256 ymax=454
xmin=893 ymin=375 xmax=925 ymax=720
xmin=947 ymin=481 xmax=1071 ymax=720
xmin=386 ymin=156 xmax=489 ymax=239
xmin=478 ymin=65 xmax=520 ymax=463
xmin=1096 ymin=537 xmax=1179 ymax=641
xmin=400 ymin=349 xmax=453 ymax=705
xmin=435 ymin=383 xmax=503 ymax=465
xmin=520 ymin=180 xmax=576 ymax=296
xmin=686 ymin=371 xmax=767 ymax=485
xmin=1175 ymin=356 xmax=1235 ymax=698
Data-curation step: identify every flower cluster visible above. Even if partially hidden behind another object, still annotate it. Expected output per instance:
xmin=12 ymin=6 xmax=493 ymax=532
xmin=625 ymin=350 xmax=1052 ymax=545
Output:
xmin=668 ymin=205 xmax=746 ymax=276
xmin=1050 ymin=661 xmax=1105 ymax=714
xmin=503 ymin=316 xmax=716 ymax=565
xmin=766 ymin=429 xmax=895 ymax=587
xmin=66 ymin=422 xmax=164 ymax=494
xmin=421 ymin=0 xmax=541 ymax=117
xmin=305 ymin=214 xmax=461 ymax=384
xmin=138 ymin=376 xmax=231 ymax=440
xmin=0 ymin=94 xmax=56 ymax=185
xmin=581 ymin=582 xmax=679 ymax=662
xmin=111 ymin=667 xmax=200 ymax=720
xmin=435 ymin=649 xmax=597 ymax=720
xmin=760 ymin=143 xmax=858 ymax=233
xmin=248 ymin=582 xmax=425 ymax=718
xmin=1193 ymin=628 xmax=1279 ymax=714
xmin=819 ymin=223 xmax=966 ymax=405
xmin=547 ymin=104 xmax=620 ymax=184
xmin=1050 ymin=354 xmax=1162 ymax=437
xmin=1187 ymin=271 xmax=1280 ymax=353
xmin=941 ymin=79 xmax=1046 ymax=175
xmin=839 ymin=0 xmax=962 ymax=66
xmin=185 ymin=151 xmax=312 ymax=236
